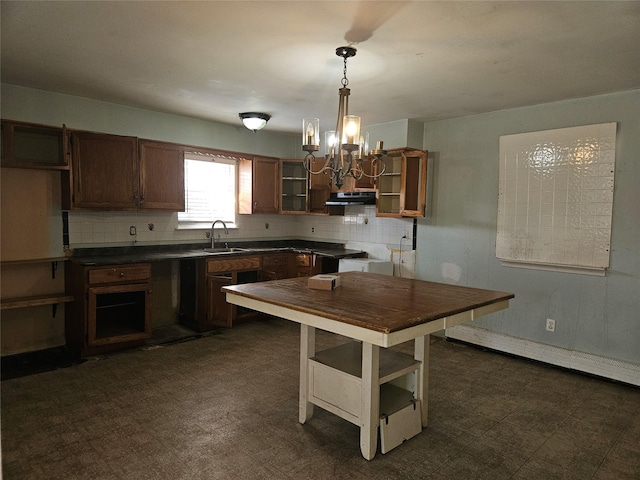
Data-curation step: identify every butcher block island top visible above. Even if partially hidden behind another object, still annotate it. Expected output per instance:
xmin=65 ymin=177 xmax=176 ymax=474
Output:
xmin=223 ymin=272 xmax=514 ymax=347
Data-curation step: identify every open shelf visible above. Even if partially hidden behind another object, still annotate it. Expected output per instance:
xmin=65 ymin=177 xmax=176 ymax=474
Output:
xmin=281 ymin=159 xmax=309 ymax=213
xmin=312 ymin=341 xmax=420 ymax=385
xmin=1 ymin=294 xmax=74 ymax=310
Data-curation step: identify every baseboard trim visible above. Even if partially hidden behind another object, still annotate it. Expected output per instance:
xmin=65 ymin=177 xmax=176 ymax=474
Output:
xmin=445 ymin=324 xmax=640 ymax=387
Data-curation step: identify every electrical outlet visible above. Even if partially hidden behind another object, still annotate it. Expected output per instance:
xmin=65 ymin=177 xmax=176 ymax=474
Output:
xmin=311 ymin=227 xmax=315 ymax=233
xmin=129 ymin=226 xmax=136 ymax=236
xmin=546 ymin=318 xmax=556 ymax=332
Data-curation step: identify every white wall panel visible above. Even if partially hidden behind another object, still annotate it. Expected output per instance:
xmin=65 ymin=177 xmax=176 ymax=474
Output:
xmin=496 ymin=123 xmax=616 ymax=274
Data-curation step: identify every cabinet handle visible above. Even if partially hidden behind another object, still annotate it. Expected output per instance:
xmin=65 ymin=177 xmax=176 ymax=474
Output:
xmin=119 ymin=272 xmax=125 ymax=277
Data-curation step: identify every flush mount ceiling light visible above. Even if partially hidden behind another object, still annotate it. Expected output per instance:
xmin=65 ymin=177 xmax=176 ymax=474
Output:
xmin=302 ymin=46 xmax=386 ymax=189
xmin=239 ymin=112 xmax=271 ymax=132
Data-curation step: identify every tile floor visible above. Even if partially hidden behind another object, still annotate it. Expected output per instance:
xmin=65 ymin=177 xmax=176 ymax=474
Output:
xmin=2 ymin=318 xmax=639 ymax=479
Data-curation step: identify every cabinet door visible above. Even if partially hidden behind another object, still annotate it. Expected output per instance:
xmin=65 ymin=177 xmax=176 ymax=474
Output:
xmin=68 ymin=131 xmax=138 ymax=210
xmin=353 ymin=157 xmax=376 ymax=190
xmin=261 ymin=253 xmax=295 ymax=279
xmin=253 ymin=156 xmax=279 ymax=213
xmin=238 ymin=156 xmax=279 ymax=214
xmin=399 ymin=150 xmax=427 ymax=217
xmin=206 ymin=274 xmax=234 ymax=328
xmin=1 ymin=120 xmax=66 ymax=169
xmin=376 ymin=149 xmax=427 ymax=218
xmin=295 ymin=253 xmax=322 ymax=277
xmin=308 ymin=157 xmax=332 ymax=214
xmin=87 ymin=283 xmax=151 ymax=347
xmin=138 ymin=140 xmax=185 ymax=211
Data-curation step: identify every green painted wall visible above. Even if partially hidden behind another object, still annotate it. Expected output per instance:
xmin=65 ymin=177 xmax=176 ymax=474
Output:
xmin=417 ymin=90 xmax=640 ymax=365
xmin=1 ymin=83 xmax=298 ymax=157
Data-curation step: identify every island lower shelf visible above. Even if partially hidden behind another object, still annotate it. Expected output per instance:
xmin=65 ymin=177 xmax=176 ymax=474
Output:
xmin=308 ymin=341 xmax=421 ymax=425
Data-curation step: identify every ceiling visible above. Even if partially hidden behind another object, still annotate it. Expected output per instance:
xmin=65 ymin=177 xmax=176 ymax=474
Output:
xmin=2 ymin=1 xmax=639 ymax=135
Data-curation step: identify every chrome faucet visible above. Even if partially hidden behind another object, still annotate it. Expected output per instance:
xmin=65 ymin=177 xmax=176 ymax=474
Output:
xmin=210 ymin=220 xmax=229 ymax=249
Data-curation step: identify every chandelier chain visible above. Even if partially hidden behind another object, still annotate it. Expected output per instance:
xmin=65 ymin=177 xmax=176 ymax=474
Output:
xmin=342 ymin=55 xmax=349 ymax=88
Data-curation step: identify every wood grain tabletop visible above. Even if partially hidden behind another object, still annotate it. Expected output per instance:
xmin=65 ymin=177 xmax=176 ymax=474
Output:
xmin=223 ymin=272 xmax=514 ymax=334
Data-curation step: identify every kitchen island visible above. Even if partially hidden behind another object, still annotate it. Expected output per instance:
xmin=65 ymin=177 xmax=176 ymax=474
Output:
xmin=223 ymin=272 xmax=514 ymax=460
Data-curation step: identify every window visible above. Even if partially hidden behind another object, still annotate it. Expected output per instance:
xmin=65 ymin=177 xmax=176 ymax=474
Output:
xmin=178 ymin=153 xmax=237 ymax=226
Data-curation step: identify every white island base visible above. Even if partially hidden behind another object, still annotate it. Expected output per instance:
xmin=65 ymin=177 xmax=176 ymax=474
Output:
xmin=299 ymin=326 xmax=428 ymax=460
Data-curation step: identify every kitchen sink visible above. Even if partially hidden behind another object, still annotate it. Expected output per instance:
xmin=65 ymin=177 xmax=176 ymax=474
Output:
xmin=202 ymin=246 xmax=291 ymax=254
xmin=202 ymin=247 xmax=248 ymax=253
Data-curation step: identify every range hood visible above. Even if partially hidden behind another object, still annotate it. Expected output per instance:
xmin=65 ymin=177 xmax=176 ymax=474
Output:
xmin=325 ymin=191 xmax=376 ymax=206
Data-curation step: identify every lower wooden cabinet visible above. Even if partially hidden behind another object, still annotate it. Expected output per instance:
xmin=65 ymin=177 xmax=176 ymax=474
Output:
xmin=180 ymin=252 xmax=334 ymax=331
xmin=180 ymin=255 xmax=263 ymax=331
xmin=260 ymin=253 xmax=295 ymax=280
xmin=295 ymin=253 xmax=323 ymax=277
xmin=206 ymin=274 xmax=235 ymax=329
xmin=66 ymin=263 xmax=152 ymax=357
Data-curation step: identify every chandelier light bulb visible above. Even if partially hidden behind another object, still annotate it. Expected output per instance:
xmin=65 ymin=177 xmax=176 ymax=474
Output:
xmin=342 ymin=115 xmax=361 ymax=146
xmin=302 ymin=118 xmax=320 ymax=151
xmin=325 ymin=130 xmax=337 ymax=156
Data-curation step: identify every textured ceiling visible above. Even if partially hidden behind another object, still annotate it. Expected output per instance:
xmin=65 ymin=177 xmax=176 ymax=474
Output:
xmin=2 ymin=1 xmax=639 ymax=134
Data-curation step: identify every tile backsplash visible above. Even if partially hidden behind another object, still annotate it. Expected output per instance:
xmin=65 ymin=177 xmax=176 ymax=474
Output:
xmin=67 ymin=206 xmax=413 ymax=260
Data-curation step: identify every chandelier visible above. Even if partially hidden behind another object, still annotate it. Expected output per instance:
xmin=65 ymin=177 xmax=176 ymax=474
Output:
xmin=302 ymin=46 xmax=386 ymax=189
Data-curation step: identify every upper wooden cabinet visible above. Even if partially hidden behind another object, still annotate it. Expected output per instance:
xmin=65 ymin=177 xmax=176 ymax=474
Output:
xmin=1 ymin=120 xmax=67 ymax=170
xmin=238 ymin=156 xmax=279 ymax=214
xmin=376 ymin=148 xmax=428 ymax=218
xmin=64 ymin=130 xmax=139 ymax=210
xmin=62 ymin=130 xmax=185 ymax=211
xmin=353 ymin=156 xmax=377 ymax=190
xmin=308 ymin=158 xmax=332 ymax=214
xmin=280 ymin=159 xmax=308 ymax=214
xmin=138 ymin=140 xmax=185 ymax=211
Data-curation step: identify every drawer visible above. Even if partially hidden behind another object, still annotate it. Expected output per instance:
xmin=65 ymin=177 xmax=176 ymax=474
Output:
xmin=88 ymin=264 xmax=151 ymax=285
xmin=262 ymin=254 xmax=291 ymax=267
xmin=296 ymin=254 xmax=311 ymax=267
xmin=207 ymin=256 xmax=261 ymax=273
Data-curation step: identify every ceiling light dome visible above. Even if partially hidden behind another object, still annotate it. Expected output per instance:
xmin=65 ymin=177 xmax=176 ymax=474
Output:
xmin=239 ymin=112 xmax=271 ymax=132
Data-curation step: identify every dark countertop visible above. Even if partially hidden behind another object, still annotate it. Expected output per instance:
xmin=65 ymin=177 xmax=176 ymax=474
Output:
xmin=69 ymin=241 xmax=367 ymax=266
